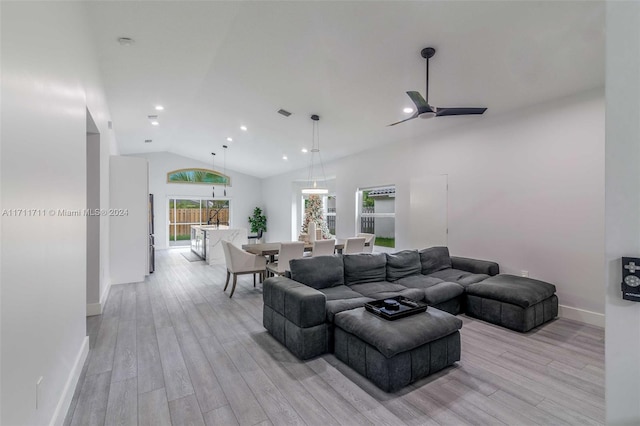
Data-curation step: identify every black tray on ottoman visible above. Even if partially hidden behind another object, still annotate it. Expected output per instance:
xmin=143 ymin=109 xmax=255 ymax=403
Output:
xmin=364 ymin=296 xmax=427 ymax=320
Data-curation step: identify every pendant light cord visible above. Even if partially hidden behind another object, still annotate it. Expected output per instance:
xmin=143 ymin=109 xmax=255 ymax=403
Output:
xmin=306 ymin=115 xmax=327 ymax=189
xmin=211 ymin=152 xmax=216 ymax=198
xmin=223 ymin=145 xmax=228 ymax=196
xmin=317 ymin=121 xmax=327 ymax=187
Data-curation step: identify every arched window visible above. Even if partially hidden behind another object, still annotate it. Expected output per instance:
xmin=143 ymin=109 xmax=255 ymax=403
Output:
xmin=166 ymin=168 xmax=231 ymax=186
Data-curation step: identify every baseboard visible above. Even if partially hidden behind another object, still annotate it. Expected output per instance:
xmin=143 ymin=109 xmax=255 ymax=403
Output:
xmin=86 ymin=302 xmax=102 ymax=316
xmin=86 ymin=281 xmax=111 ymax=317
xmin=559 ymin=304 xmax=604 ymax=328
xmin=49 ymin=336 xmax=89 ymax=426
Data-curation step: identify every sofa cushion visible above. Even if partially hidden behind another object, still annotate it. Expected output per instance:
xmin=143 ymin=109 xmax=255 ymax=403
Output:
xmin=395 ymin=275 xmax=444 ymax=289
xmin=349 ymin=281 xmax=424 ymax=301
xmin=457 ymin=274 xmax=490 ymax=287
xmin=385 ymin=250 xmax=421 ymax=282
xmin=419 ymin=247 xmax=452 ymax=275
xmin=427 ymin=268 xmax=488 ymax=287
xmin=423 ymin=282 xmax=465 ymax=305
xmin=466 ymin=274 xmax=556 ymax=308
xmin=317 ymin=285 xmax=363 ymax=301
xmin=289 ymin=255 xmax=344 ymax=289
xmin=451 ymin=256 xmax=500 ymax=276
xmin=325 ymin=297 xmax=374 ymax=322
xmin=343 ymin=253 xmax=387 ymax=286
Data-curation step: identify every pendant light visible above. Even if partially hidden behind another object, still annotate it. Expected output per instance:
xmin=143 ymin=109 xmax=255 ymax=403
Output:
xmin=222 ymin=144 xmax=228 ymax=197
xmin=211 ymin=152 xmax=216 ymax=198
xmin=301 ymin=114 xmax=328 ymax=194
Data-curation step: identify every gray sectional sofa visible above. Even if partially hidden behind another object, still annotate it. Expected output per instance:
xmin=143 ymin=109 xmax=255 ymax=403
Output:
xmin=262 ymin=246 xmax=558 ymax=390
xmin=264 ymin=247 xmax=496 ymax=358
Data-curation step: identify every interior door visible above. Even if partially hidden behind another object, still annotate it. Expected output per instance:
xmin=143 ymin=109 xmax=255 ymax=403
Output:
xmin=409 ymin=175 xmax=448 ymax=248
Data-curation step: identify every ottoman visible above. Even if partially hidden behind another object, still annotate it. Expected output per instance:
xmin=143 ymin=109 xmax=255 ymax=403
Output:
xmin=465 ymin=274 xmax=558 ymax=332
xmin=333 ymin=307 xmax=462 ymax=392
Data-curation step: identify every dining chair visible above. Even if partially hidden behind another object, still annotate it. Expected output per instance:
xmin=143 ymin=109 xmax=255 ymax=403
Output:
xmin=221 ymin=240 xmax=267 ymax=298
xmin=266 ymin=241 xmax=305 ymax=276
xmin=311 ymin=239 xmax=336 ymax=257
xmin=343 ymin=237 xmax=366 ymax=254
xmin=357 ymin=233 xmax=376 ymax=253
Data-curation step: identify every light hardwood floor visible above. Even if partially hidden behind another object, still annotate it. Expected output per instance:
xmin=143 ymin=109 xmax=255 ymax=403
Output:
xmin=64 ymin=249 xmax=605 ymax=426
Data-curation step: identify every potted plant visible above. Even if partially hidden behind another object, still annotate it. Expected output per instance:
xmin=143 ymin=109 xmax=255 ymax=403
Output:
xmin=248 ymin=207 xmax=267 ymax=239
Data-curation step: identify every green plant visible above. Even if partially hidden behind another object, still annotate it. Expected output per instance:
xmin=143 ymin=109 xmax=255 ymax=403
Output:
xmin=248 ymin=207 xmax=267 ymax=234
xmin=362 ymin=190 xmax=375 ymax=208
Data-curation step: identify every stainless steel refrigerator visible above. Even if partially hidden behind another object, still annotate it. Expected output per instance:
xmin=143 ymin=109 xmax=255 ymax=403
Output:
xmin=149 ymin=194 xmax=155 ymax=273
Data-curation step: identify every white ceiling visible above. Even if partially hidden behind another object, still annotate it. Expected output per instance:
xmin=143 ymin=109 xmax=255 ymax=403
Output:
xmin=87 ymin=1 xmax=604 ymax=178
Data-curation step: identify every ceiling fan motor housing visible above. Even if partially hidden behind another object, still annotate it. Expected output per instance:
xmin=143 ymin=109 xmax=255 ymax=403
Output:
xmin=421 ymin=47 xmax=436 ymax=59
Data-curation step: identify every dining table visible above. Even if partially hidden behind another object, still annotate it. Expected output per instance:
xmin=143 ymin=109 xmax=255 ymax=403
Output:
xmin=242 ymin=239 xmax=365 ymax=263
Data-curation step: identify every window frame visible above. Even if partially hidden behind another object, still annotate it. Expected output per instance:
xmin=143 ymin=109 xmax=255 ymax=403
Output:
xmin=356 ymin=185 xmax=396 ymax=248
xmin=167 ymin=196 xmax=232 ymax=247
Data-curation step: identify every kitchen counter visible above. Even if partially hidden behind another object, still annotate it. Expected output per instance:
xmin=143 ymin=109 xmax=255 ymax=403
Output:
xmin=191 ymin=226 xmax=248 ymax=265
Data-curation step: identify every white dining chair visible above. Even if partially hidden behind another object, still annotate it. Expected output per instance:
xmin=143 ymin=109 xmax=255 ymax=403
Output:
xmin=311 ymin=239 xmax=336 ymax=257
xmin=221 ymin=240 xmax=267 ymax=298
xmin=343 ymin=237 xmax=366 ymax=254
xmin=266 ymin=241 xmax=305 ymax=276
xmin=357 ymin=233 xmax=376 ymax=253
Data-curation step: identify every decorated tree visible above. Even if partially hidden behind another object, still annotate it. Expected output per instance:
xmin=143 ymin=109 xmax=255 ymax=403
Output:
xmin=302 ymin=195 xmax=331 ymax=239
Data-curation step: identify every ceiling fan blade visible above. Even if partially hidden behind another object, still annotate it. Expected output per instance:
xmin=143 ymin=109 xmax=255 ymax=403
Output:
xmin=435 ymin=107 xmax=487 ymax=117
xmin=406 ymin=91 xmax=430 ymax=110
xmin=387 ymin=112 xmax=418 ymax=127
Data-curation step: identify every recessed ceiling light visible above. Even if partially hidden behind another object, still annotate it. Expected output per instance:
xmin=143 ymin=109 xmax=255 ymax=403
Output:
xmin=155 ymin=105 xmax=164 ymax=111
xmin=151 ymin=121 xmax=159 ymax=126
xmin=226 ymin=137 xmax=233 ymax=142
xmin=403 ymin=107 xmax=414 ymax=114
xmin=240 ymin=125 xmax=247 ymax=131
xmin=301 ymin=148 xmax=308 ymax=153
xmin=282 ymin=155 xmax=288 ymax=160
xmin=144 ymin=139 xmax=153 ymax=143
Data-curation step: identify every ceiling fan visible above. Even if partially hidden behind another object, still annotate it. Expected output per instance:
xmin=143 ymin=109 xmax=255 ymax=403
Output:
xmin=388 ymin=47 xmax=487 ymax=126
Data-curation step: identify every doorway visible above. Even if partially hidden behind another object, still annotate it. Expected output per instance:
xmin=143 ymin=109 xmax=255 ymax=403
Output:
xmin=86 ymin=109 xmax=101 ymax=315
xmin=167 ymin=197 xmax=230 ymax=247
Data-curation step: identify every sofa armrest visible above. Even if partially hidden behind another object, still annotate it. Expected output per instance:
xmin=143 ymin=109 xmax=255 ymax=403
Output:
xmin=451 ymin=256 xmax=500 ymax=276
xmin=263 ymin=276 xmax=326 ymax=328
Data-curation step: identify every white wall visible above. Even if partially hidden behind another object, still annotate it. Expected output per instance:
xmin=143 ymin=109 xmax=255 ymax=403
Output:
xmin=109 ymin=156 xmax=149 ymax=285
xmin=262 ymin=90 xmax=605 ymax=325
xmin=0 ymin=2 xmax=117 ymax=425
xmin=128 ymin=152 xmax=263 ymax=249
xmin=605 ymin=2 xmax=640 ymax=424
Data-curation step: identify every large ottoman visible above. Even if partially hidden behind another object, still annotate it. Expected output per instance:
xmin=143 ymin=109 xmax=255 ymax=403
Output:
xmin=465 ymin=274 xmax=558 ymax=332
xmin=333 ymin=307 xmax=462 ymax=392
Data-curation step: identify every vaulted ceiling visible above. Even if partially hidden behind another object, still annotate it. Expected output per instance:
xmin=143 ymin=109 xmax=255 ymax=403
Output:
xmin=87 ymin=1 xmax=604 ymax=178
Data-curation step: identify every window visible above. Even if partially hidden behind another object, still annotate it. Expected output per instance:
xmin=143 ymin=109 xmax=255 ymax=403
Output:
xmin=168 ymin=198 xmax=230 ymax=246
xmin=167 ymin=168 xmax=230 ymax=185
xmin=357 ymin=186 xmax=395 ymax=248
xmin=326 ymin=195 xmax=336 ymax=235
xmin=300 ymin=194 xmax=332 ymax=238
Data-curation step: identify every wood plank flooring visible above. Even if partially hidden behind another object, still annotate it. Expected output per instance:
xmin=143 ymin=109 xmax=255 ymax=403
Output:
xmin=64 ymin=249 xmax=605 ymax=426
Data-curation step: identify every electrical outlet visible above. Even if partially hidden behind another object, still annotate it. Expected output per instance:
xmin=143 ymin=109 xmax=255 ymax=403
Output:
xmin=521 ymin=270 xmax=529 ymax=277
xmin=36 ymin=376 xmax=44 ymax=409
